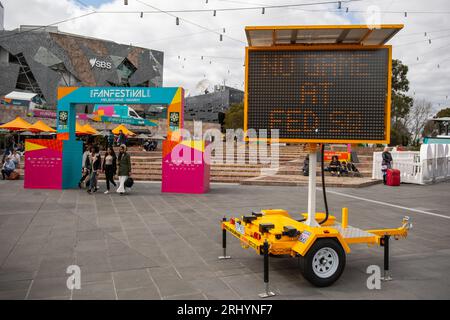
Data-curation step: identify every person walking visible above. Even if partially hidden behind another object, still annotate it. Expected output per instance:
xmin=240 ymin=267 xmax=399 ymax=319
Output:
xmin=79 ymin=144 xmax=91 ymax=189
xmin=87 ymin=145 xmax=101 ymax=194
xmin=102 ymin=147 xmax=117 ymax=194
xmin=381 ymin=147 xmax=393 ymax=185
xmin=116 ymin=144 xmax=131 ymax=195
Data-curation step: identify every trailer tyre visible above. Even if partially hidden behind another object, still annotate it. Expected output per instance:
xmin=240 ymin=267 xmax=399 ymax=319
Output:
xmin=300 ymin=238 xmax=346 ymax=287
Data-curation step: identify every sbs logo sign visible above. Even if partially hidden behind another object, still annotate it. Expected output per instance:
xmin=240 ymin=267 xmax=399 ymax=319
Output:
xmin=89 ymin=57 xmax=112 ymax=70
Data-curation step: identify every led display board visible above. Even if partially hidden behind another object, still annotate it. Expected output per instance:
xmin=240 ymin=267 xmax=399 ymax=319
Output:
xmin=245 ymin=46 xmax=391 ymax=143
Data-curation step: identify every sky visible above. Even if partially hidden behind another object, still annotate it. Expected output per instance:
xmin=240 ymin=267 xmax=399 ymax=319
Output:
xmin=1 ymin=0 xmax=450 ymax=112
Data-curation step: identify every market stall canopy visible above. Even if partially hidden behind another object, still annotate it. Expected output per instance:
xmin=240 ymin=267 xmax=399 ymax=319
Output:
xmin=97 ymin=130 xmax=110 ymax=137
xmin=112 ymin=124 xmax=135 ymax=136
xmin=4 ymin=91 xmax=39 ymax=101
xmin=19 ymin=131 xmax=35 ymax=136
xmin=75 ymin=122 xmax=89 ymax=135
xmin=0 ymin=117 xmax=32 ymax=131
xmin=82 ymin=123 xmax=99 ymax=135
xmin=245 ymin=24 xmax=404 ymax=46
xmin=149 ymin=134 xmax=165 ymax=140
xmin=28 ymin=120 xmax=56 ymax=133
xmin=136 ymin=133 xmax=150 ymax=140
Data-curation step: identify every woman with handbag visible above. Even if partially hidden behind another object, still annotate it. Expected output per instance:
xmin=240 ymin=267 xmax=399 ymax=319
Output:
xmin=102 ymin=147 xmax=117 ymax=194
xmin=381 ymin=147 xmax=393 ymax=185
xmin=116 ymin=144 xmax=131 ymax=195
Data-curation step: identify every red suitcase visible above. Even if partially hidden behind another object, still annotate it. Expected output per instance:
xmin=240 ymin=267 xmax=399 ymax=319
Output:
xmin=386 ymin=169 xmax=400 ymax=186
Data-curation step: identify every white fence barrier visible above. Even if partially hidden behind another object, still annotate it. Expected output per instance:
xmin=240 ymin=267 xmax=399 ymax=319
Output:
xmin=372 ymin=144 xmax=450 ymax=184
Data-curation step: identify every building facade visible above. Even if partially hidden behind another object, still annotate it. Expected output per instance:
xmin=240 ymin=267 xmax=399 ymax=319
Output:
xmin=0 ymin=25 xmax=163 ymax=106
xmin=185 ymin=85 xmax=244 ymax=123
xmin=0 ymin=1 xmax=4 ymax=31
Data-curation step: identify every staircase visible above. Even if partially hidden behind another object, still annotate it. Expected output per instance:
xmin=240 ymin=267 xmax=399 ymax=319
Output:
xmin=126 ymin=145 xmax=378 ymax=187
xmin=241 ymin=147 xmax=379 ymax=187
xmin=15 ymin=145 xmax=378 ymax=187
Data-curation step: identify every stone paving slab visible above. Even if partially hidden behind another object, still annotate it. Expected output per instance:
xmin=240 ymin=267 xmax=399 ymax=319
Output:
xmin=0 ymin=179 xmax=449 ymax=299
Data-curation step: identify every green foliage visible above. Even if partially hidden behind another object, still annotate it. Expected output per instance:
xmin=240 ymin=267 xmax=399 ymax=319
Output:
xmin=436 ymin=108 xmax=450 ymax=118
xmin=392 ymin=93 xmax=413 ymax=123
xmin=224 ymin=102 xmax=244 ymax=130
xmin=392 ymin=59 xmax=410 ymax=93
xmin=390 ymin=59 xmax=413 ymax=145
xmin=391 ymin=59 xmax=413 ymax=124
xmin=390 ymin=122 xmax=410 ymax=146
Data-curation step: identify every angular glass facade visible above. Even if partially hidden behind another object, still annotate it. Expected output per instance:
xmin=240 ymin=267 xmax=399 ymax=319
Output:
xmin=0 ymin=26 xmax=163 ymax=106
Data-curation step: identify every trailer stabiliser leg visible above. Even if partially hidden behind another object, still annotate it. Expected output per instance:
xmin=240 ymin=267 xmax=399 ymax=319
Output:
xmin=381 ymin=235 xmax=392 ymax=281
xmin=219 ymin=217 xmax=231 ymax=260
xmin=258 ymin=240 xmax=276 ymax=298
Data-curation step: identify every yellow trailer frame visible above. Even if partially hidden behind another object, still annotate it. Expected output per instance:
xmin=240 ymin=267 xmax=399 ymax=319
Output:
xmin=220 ymin=209 xmax=412 ymax=291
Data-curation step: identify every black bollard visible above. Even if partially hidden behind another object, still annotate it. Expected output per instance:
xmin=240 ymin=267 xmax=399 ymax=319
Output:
xmin=382 ymin=235 xmax=392 ymax=281
xmin=218 ymin=217 xmax=231 ymax=259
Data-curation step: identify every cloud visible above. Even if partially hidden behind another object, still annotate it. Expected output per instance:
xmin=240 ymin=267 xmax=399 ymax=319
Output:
xmin=2 ymin=0 xmax=449 ymax=110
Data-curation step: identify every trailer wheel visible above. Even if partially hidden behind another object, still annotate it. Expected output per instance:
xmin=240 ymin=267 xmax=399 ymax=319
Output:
xmin=300 ymin=238 xmax=346 ymax=287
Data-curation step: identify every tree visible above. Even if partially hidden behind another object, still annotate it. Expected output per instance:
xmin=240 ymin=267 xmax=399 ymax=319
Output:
xmin=390 ymin=59 xmax=413 ymax=145
xmin=391 ymin=59 xmax=413 ymax=124
xmin=436 ymin=107 xmax=450 ymax=118
xmin=391 ymin=122 xmax=410 ymax=146
xmin=406 ymin=98 xmax=433 ymax=146
xmin=224 ymin=102 xmax=244 ymax=130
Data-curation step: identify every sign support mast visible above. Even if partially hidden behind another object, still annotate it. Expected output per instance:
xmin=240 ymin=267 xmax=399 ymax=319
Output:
xmin=306 ymin=144 xmax=320 ymax=227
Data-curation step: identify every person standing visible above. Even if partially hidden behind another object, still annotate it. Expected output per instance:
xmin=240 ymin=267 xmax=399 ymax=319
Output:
xmin=102 ymin=147 xmax=117 ymax=194
xmin=2 ymin=132 xmax=14 ymax=163
xmin=107 ymin=130 xmax=115 ymax=148
xmin=118 ymin=130 xmax=128 ymax=147
xmin=381 ymin=147 xmax=393 ymax=185
xmin=87 ymin=145 xmax=101 ymax=194
xmin=116 ymin=144 xmax=131 ymax=195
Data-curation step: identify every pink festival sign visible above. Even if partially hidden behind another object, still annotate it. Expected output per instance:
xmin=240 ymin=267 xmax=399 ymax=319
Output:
xmin=24 ymin=139 xmax=63 ymax=189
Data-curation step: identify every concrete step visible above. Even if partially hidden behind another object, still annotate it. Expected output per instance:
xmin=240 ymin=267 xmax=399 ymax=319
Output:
xmin=275 ymin=168 xmax=370 ymax=176
xmin=241 ymin=175 xmax=380 ymax=188
xmin=132 ymin=168 xmax=261 ymax=177
xmin=131 ymin=174 xmax=243 ymax=183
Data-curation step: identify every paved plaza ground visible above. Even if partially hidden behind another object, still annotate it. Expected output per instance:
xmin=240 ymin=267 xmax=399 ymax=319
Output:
xmin=0 ymin=179 xmax=449 ymax=300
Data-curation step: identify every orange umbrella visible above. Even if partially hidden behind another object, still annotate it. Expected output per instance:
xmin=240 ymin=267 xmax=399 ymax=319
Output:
xmin=82 ymin=123 xmax=98 ymax=135
xmin=0 ymin=117 xmax=31 ymax=131
xmin=76 ymin=122 xmax=89 ymax=135
xmin=28 ymin=120 xmax=56 ymax=133
xmin=112 ymin=124 xmax=135 ymax=136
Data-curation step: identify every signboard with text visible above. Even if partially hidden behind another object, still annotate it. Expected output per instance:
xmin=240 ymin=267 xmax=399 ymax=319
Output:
xmin=245 ymin=47 xmax=391 ymax=143
xmin=24 ymin=139 xmax=63 ymax=189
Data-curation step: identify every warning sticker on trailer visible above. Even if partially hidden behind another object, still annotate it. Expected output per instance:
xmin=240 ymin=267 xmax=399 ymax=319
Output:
xmin=299 ymin=231 xmax=311 ymax=243
xmin=235 ymin=223 xmax=245 ymax=235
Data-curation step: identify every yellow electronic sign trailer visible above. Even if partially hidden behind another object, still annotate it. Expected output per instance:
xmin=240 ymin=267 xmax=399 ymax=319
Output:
xmin=219 ymin=25 xmax=412 ymax=297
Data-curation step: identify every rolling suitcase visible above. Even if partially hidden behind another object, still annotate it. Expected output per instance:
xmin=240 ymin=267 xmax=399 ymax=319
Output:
xmin=386 ymin=169 xmax=400 ymax=186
